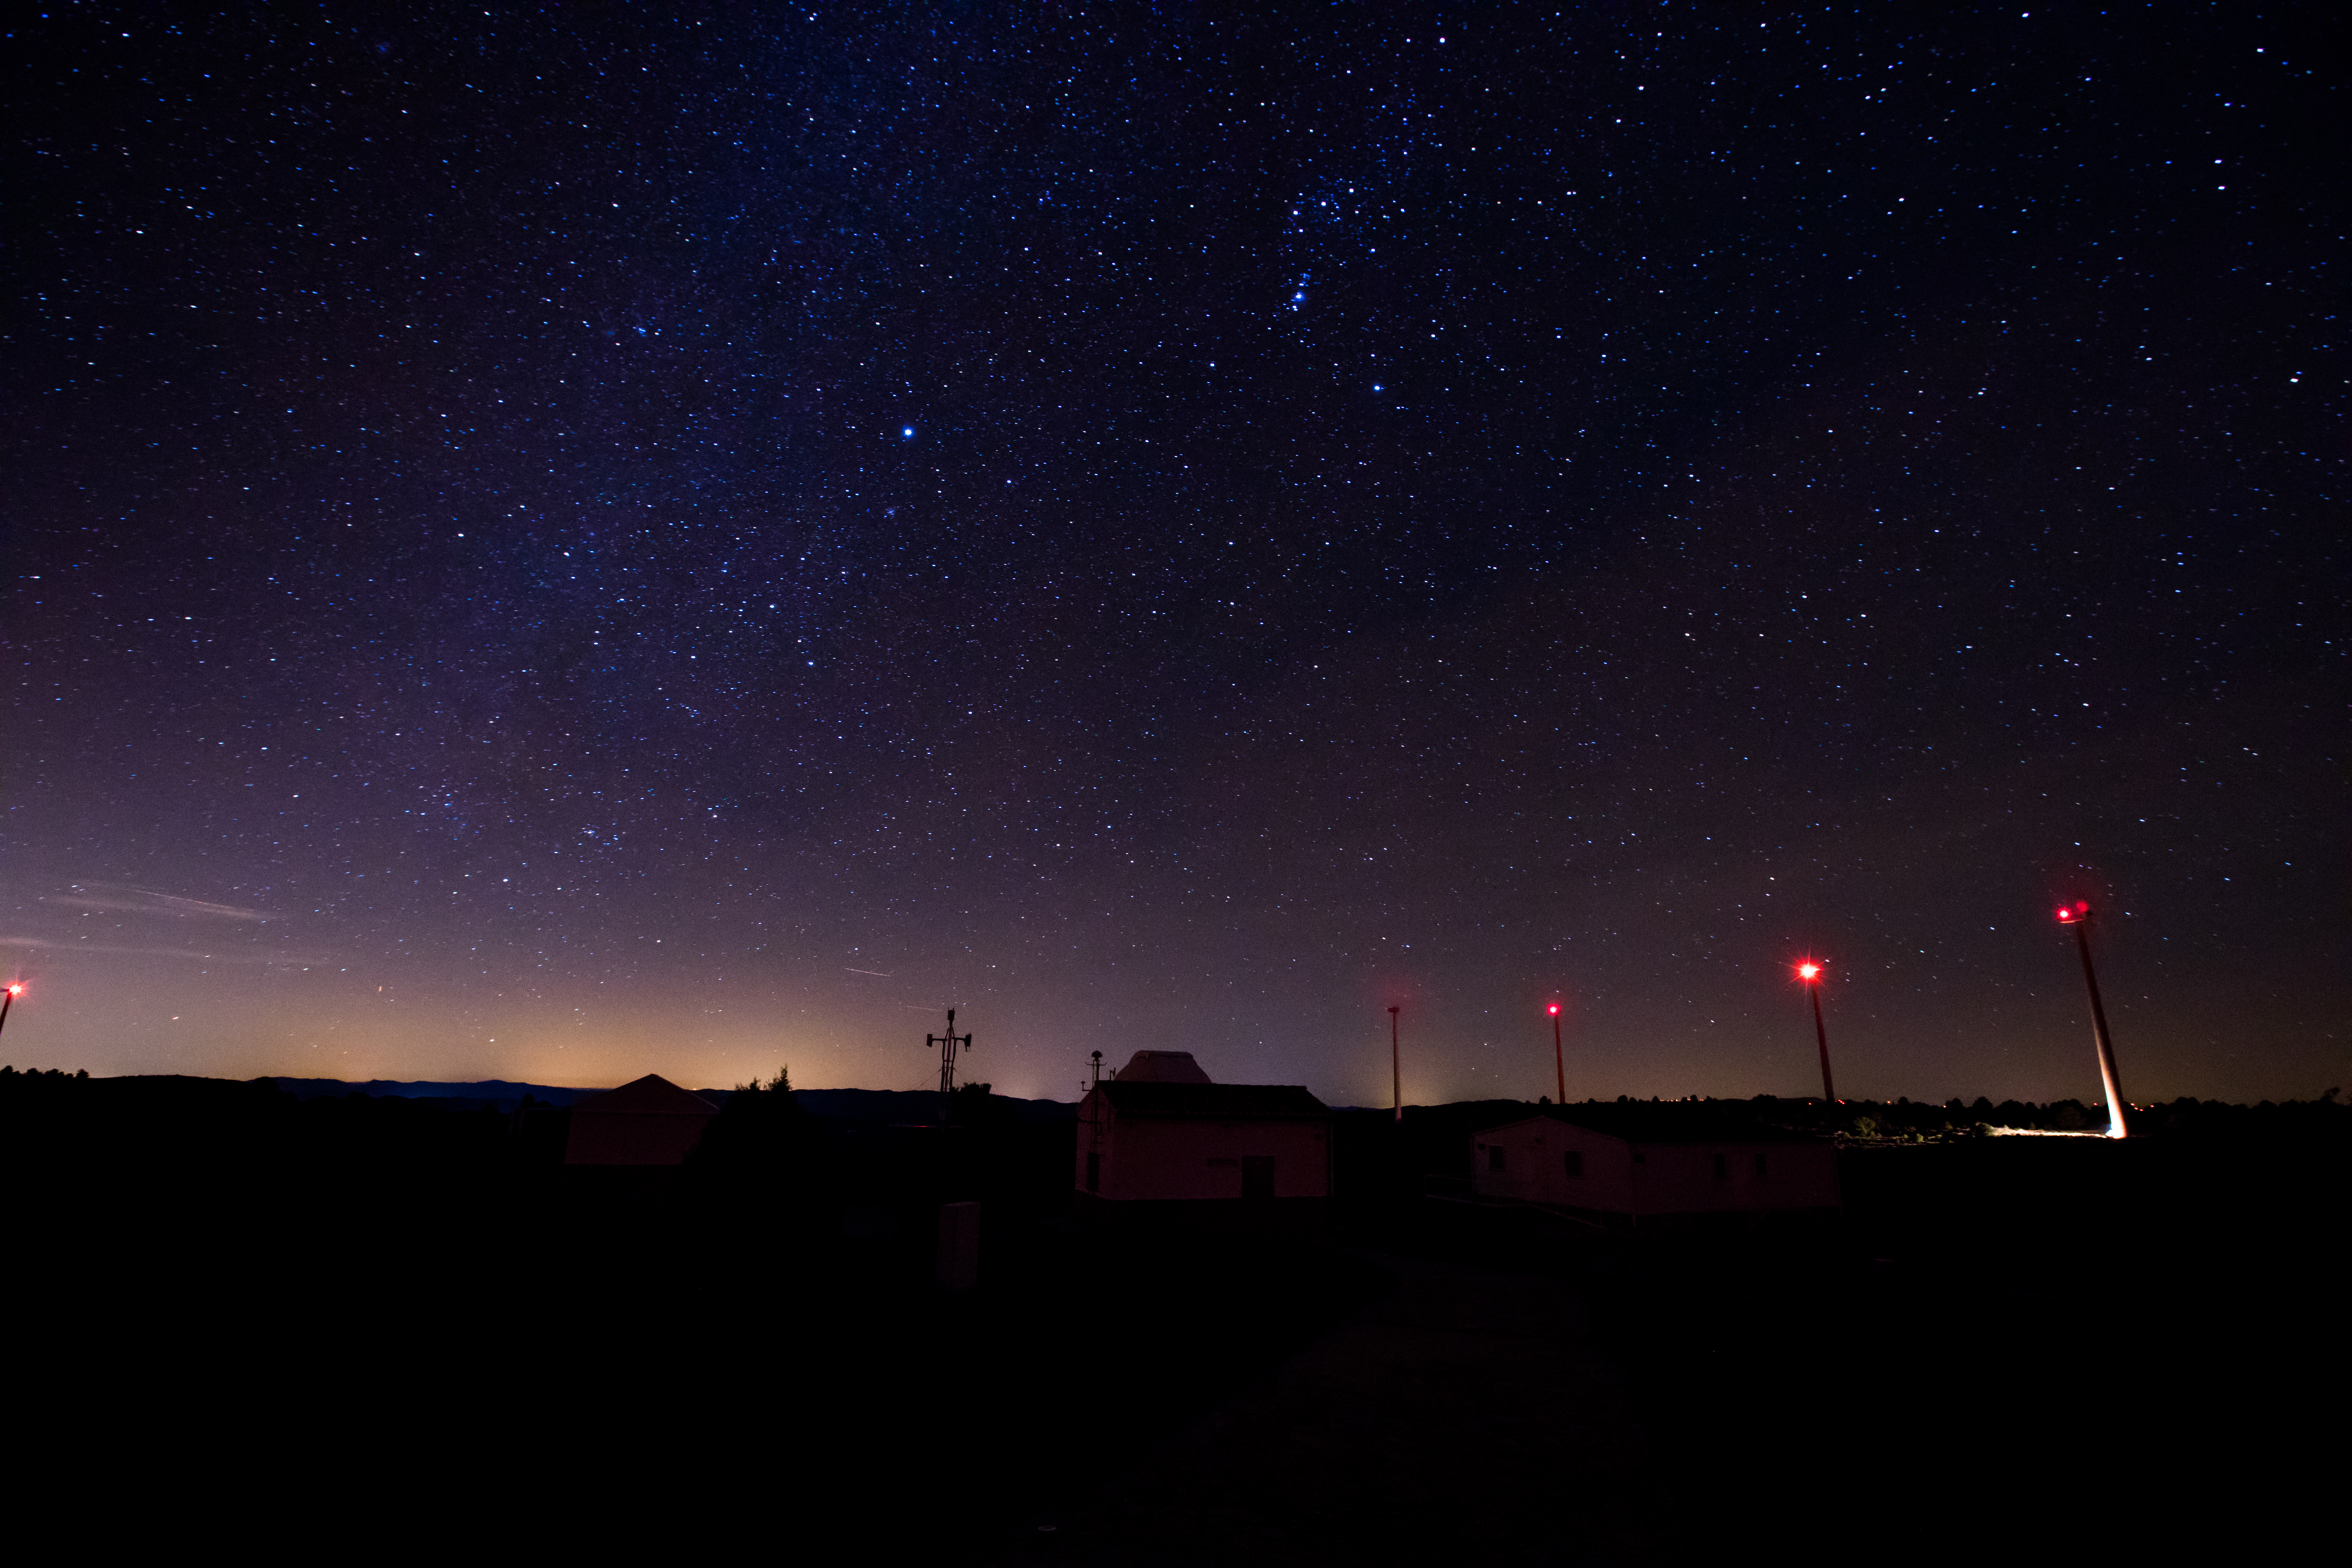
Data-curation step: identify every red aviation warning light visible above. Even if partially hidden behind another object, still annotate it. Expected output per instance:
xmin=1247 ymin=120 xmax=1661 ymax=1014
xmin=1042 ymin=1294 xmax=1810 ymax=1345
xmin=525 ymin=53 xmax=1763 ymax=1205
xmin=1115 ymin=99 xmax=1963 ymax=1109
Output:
xmin=1546 ymin=1000 xmax=1566 ymax=1105
xmin=4 ymin=983 xmax=21 ymax=997
xmin=2056 ymin=901 xmax=2091 ymax=924
xmin=1793 ymin=960 xmax=1835 ymax=1103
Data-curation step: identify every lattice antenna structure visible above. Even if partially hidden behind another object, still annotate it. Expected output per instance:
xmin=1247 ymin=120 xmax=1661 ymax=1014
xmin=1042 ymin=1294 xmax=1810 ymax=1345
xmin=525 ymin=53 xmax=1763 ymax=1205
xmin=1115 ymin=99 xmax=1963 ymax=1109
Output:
xmin=927 ymin=1006 xmax=973 ymax=1125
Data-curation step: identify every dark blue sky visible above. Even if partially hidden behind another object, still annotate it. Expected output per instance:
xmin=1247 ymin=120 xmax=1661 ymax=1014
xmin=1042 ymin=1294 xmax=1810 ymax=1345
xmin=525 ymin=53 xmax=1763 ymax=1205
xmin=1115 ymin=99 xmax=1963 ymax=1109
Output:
xmin=5 ymin=4 xmax=2338 ymax=1104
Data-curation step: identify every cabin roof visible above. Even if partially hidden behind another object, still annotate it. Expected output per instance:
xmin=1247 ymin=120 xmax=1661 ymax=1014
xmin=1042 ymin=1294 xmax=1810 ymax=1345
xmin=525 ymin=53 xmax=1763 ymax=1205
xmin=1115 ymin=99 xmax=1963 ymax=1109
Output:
xmin=1112 ymin=1050 xmax=1213 ymax=1083
xmin=573 ymin=1073 xmax=720 ymax=1117
xmin=1100 ymin=1081 xmax=1329 ymax=1121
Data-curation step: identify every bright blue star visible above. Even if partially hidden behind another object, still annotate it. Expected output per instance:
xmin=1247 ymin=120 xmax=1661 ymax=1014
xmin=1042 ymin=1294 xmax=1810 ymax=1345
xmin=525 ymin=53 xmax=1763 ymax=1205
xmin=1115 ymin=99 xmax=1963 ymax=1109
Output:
xmin=901 ymin=426 xmax=915 ymax=439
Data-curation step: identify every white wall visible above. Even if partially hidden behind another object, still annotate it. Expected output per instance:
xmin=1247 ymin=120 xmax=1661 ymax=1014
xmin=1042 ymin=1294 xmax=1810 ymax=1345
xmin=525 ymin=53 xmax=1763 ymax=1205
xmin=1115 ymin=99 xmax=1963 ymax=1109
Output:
xmin=1078 ymin=1098 xmax=1331 ymax=1200
xmin=1472 ymin=1116 xmax=1838 ymax=1215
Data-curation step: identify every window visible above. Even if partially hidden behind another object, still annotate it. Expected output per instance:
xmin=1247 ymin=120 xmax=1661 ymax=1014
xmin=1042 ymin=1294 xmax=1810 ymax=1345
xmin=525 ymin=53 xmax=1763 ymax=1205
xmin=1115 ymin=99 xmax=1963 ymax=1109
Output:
xmin=1086 ymin=1153 xmax=1100 ymax=1193
xmin=1488 ymin=1145 xmax=1507 ymax=1172
xmin=1563 ymin=1151 xmax=1584 ymax=1179
xmin=1754 ymin=1152 xmax=1769 ymax=1178
xmin=1713 ymin=1153 xmax=1729 ymax=1181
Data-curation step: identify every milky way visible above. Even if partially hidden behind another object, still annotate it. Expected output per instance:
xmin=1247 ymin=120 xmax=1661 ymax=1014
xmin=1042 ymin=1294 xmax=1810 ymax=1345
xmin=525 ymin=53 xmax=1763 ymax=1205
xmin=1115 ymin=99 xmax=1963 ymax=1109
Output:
xmin=6 ymin=6 xmax=2338 ymax=1104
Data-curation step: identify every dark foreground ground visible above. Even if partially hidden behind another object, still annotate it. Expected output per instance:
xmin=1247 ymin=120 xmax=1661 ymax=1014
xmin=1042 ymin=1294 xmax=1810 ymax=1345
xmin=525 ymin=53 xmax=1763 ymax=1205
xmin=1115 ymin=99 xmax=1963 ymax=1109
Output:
xmin=983 ymin=1123 xmax=2345 ymax=1566
xmin=2 ymin=1077 xmax=2341 ymax=1561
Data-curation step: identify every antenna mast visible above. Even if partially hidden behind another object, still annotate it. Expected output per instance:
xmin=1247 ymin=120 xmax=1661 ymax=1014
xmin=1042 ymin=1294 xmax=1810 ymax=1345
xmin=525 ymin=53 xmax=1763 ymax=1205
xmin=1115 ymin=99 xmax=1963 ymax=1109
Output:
xmin=927 ymin=1006 xmax=973 ymax=1126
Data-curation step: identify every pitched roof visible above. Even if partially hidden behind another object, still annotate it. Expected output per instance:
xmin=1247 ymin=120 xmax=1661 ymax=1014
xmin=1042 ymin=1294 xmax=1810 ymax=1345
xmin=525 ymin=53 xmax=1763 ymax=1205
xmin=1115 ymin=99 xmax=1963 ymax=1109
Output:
xmin=1100 ymin=1081 xmax=1328 ymax=1120
xmin=1113 ymin=1050 xmax=1212 ymax=1083
xmin=573 ymin=1073 xmax=720 ymax=1117
xmin=1479 ymin=1104 xmax=1826 ymax=1145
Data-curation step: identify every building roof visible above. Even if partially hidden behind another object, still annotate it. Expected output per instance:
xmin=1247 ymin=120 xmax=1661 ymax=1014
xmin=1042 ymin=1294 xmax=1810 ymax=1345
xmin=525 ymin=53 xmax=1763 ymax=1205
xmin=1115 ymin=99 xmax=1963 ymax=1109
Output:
xmin=1479 ymin=1104 xmax=1826 ymax=1146
xmin=1113 ymin=1050 xmax=1213 ymax=1083
xmin=573 ymin=1073 xmax=720 ymax=1117
xmin=1100 ymin=1081 xmax=1329 ymax=1121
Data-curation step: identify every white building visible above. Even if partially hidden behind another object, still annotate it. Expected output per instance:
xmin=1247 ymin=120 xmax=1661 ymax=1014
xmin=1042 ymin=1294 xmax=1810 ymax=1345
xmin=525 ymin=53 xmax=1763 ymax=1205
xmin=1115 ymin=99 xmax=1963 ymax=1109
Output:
xmin=1471 ymin=1106 xmax=1840 ymax=1233
xmin=1076 ymin=1051 xmax=1331 ymax=1231
xmin=563 ymin=1073 xmax=720 ymax=1166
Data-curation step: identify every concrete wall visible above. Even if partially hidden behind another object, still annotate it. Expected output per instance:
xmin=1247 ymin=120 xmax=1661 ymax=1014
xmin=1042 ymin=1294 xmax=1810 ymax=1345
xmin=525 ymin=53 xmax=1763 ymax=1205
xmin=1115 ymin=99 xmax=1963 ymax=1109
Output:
xmin=1075 ymin=1092 xmax=1331 ymax=1201
xmin=1472 ymin=1119 xmax=1636 ymax=1212
xmin=1471 ymin=1116 xmax=1839 ymax=1217
xmin=563 ymin=1110 xmax=714 ymax=1166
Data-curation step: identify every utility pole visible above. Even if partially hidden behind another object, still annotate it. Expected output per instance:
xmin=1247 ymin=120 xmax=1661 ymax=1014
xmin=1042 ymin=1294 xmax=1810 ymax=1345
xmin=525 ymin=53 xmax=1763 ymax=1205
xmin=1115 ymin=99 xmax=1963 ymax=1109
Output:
xmin=2056 ymin=902 xmax=2128 ymax=1138
xmin=1082 ymin=1049 xmax=1108 ymax=1195
xmin=927 ymin=1006 xmax=972 ymax=1127
xmin=1797 ymin=962 xmax=1836 ymax=1106
xmin=1390 ymin=1005 xmax=1402 ymax=1125
xmin=1547 ymin=1002 xmax=1565 ymax=1105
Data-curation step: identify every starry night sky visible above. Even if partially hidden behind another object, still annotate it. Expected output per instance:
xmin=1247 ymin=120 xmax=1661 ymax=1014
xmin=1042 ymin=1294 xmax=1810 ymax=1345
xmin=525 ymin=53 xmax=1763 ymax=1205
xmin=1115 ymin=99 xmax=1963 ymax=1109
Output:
xmin=6 ymin=5 xmax=2339 ymax=1105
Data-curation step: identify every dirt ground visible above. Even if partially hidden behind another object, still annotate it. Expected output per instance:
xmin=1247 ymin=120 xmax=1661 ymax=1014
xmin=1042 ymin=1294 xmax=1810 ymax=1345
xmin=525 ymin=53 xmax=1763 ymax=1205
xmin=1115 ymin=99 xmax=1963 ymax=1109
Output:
xmin=968 ymin=1248 xmax=1681 ymax=1567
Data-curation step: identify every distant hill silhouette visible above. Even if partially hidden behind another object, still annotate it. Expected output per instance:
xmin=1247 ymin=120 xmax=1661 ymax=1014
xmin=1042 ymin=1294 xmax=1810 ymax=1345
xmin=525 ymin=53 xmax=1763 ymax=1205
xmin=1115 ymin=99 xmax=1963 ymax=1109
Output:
xmin=273 ymin=1077 xmax=606 ymax=1109
xmin=266 ymin=1077 xmax=1077 ymax=1122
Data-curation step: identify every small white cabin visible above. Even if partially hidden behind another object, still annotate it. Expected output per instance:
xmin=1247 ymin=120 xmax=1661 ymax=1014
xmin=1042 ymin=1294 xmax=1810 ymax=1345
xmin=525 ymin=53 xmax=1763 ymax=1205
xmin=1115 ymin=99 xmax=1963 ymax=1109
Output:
xmin=1076 ymin=1051 xmax=1331 ymax=1231
xmin=1471 ymin=1107 xmax=1839 ymax=1232
xmin=563 ymin=1073 xmax=720 ymax=1166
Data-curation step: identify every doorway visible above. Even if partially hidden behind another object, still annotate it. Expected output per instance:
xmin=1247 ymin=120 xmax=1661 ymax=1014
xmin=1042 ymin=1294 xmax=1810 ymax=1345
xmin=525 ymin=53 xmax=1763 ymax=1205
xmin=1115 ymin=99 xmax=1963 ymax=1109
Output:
xmin=1241 ymin=1156 xmax=1275 ymax=1199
